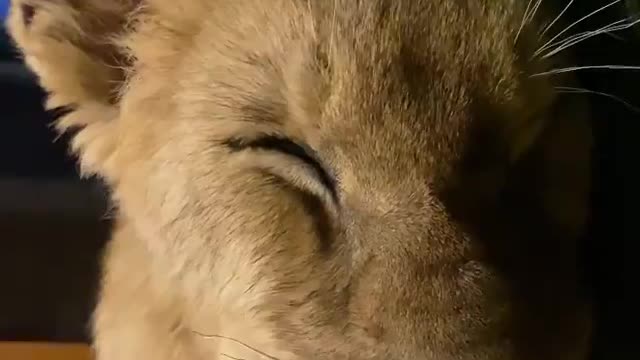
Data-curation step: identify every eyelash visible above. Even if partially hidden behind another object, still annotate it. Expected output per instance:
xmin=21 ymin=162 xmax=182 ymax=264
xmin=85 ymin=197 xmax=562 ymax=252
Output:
xmin=224 ymin=135 xmax=337 ymax=198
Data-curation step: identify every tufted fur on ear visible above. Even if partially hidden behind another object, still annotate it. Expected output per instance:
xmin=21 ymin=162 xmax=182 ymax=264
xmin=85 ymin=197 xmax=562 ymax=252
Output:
xmin=6 ymin=0 xmax=139 ymax=178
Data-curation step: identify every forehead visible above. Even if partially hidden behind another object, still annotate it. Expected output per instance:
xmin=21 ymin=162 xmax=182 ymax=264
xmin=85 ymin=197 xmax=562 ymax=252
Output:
xmin=307 ymin=1 xmax=524 ymax=170
xmin=313 ymin=0 xmax=521 ymax=87
xmin=173 ymin=0 xmax=528 ymax=173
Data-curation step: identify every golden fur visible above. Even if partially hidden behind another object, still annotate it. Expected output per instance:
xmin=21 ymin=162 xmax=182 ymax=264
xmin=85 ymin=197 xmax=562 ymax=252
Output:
xmin=7 ymin=1 xmax=593 ymax=359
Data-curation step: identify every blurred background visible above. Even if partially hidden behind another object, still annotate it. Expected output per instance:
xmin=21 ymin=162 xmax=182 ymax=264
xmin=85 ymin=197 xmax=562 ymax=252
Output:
xmin=0 ymin=0 xmax=636 ymax=359
xmin=0 ymin=0 xmax=111 ymax=344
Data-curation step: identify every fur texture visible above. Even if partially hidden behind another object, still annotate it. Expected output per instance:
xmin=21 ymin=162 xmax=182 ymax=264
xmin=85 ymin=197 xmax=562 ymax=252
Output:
xmin=7 ymin=1 xmax=593 ymax=359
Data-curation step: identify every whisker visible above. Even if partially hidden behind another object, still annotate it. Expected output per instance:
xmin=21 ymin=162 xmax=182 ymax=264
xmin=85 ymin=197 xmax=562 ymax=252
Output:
xmin=538 ymin=18 xmax=629 ymax=54
xmin=192 ymin=331 xmax=280 ymax=360
xmin=536 ymin=0 xmax=622 ymax=57
xmin=604 ymin=32 xmax=625 ymax=41
xmin=555 ymin=86 xmax=640 ymax=113
xmin=542 ymin=17 xmax=640 ymax=59
xmin=540 ymin=0 xmax=575 ymax=38
xmin=222 ymin=354 xmax=245 ymax=360
xmin=531 ymin=65 xmax=640 ymax=77
xmin=515 ymin=0 xmax=536 ymax=44
xmin=527 ymin=0 xmax=544 ymax=25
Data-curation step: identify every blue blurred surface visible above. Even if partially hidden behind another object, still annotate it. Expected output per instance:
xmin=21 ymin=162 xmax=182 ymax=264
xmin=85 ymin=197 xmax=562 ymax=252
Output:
xmin=0 ymin=0 xmax=9 ymax=22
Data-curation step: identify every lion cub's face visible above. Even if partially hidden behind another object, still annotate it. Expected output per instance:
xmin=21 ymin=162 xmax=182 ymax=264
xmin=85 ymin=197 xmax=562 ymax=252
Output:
xmin=9 ymin=0 xmax=592 ymax=359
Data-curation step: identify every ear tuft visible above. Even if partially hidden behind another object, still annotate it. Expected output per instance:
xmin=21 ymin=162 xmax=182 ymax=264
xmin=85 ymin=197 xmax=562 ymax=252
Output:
xmin=6 ymin=0 xmax=139 ymax=178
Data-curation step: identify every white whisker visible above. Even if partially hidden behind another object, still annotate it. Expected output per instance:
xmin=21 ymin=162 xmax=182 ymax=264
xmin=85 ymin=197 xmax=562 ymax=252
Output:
xmin=193 ymin=332 xmax=280 ymax=360
xmin=604 ymin=32 xmax=625 ymax=41
xmin=542 ymin=17 xmax=640 ymax=59
xmin=540 ymin=0 xmax=575 ymax=38
xmin=527 ymin=0 xmax=544 ymax=24
xmin=549 ymin=17 xmax=630 ymax=45
xmin=221 ymin=354 xmax=244 ymax=360
xmin=555 ymin=86 xmax=640 ymax=113
xmin=515 ymin=0 xmax=536 ymax=44
xmin=536 ymin=0 xmax=622 ymax=57
xmin=531 ymin=65 xmax=640 ymax=77
xmin=538 ymin=18 xmax=629 ymax=55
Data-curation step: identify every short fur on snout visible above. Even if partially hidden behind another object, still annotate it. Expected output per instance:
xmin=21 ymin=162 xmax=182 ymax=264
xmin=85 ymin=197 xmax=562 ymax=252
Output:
xmin=7 ymin=1 xmax=593 ymax=359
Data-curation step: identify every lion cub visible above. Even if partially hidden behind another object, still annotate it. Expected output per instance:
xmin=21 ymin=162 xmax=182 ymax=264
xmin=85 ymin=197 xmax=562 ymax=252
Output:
xmin=8 ymin=0 xmax=593 ymax=359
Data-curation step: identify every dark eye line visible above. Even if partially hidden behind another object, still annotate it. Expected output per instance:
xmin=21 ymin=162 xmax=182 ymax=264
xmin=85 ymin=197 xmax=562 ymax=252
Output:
xmin=224 ymin=135 xmax=337 ymax=199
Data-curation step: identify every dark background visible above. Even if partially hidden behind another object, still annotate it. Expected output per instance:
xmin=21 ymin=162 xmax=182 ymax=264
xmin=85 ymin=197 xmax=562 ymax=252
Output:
xmin=0 ymin=1 xmax=636 ymax=359
xmin=0 ymin=13 xmax=111 ymax=343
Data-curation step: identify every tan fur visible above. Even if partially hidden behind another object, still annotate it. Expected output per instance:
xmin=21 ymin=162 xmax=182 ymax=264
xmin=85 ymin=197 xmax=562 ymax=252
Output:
xmin=7 ymin=1 xmax=593 ymax=359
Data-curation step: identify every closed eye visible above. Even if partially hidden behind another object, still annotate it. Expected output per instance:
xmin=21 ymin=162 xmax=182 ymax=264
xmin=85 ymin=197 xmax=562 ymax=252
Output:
xmin=223 ymin=135 xmax=337 ymax=200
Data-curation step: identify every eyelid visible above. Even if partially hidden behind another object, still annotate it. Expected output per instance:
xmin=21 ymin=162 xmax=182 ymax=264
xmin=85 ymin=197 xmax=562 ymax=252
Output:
xmin=223 ymin=135 xmax=337 ymax=199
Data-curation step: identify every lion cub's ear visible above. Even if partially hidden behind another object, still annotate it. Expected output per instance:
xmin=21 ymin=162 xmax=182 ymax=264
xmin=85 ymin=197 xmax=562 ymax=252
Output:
xmin=6 ymin=0 xmax=139 ymax=177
